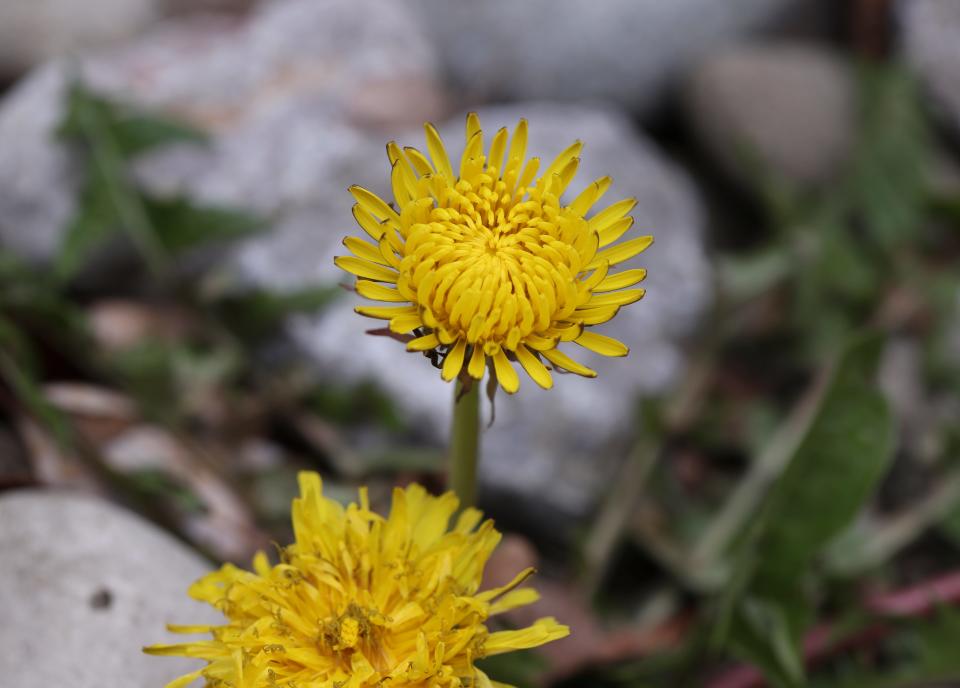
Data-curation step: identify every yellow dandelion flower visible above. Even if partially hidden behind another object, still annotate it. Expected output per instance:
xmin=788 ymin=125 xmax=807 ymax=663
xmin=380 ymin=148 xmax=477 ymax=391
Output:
xmin=335 ymin=113 xmax=652 ymax=394
xmin=146 ymin=472 xmax=568 ymax=688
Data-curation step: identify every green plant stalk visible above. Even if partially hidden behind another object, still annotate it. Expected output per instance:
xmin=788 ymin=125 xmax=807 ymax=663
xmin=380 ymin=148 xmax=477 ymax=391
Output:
xmin=449 ymin=378 xmax=480 ymax=509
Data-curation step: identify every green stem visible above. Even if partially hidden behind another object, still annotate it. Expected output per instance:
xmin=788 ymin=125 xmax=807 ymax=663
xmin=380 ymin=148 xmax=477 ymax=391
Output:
xmin=449 ymin=378 xmax=481 ymax=509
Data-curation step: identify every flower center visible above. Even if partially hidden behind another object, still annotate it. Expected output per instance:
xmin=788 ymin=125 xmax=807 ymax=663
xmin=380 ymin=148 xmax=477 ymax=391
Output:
xmin=397 ymin=175 xmax=590 ymax=352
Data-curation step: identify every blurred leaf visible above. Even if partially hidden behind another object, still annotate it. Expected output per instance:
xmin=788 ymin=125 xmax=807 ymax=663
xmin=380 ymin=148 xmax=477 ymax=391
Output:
xmin=809 ymin=610 xmax=960 ymax=688
xmin=56 ymin=80 xmax=258 ymax=280
xmin=476 ymin=650 xmax=547 ymax=688
xmin=56 ymin=82 xmax=169 ymax=278
xmin=0 ymin=332 xmax=70 ymax=445
xmin=715 ymin=335 xmax=894 ymax=685
xmin=59 ymin=81 xmax=205 ymax=158
xmin=728 ymin=596 xmax=806 ymax=688
xmin=55 ymin=166 xmax=127 ymax=280
xmin=108 ymin=342 xmax=181 ymax=419
xmin=127 ymin=468 xmax=207 ymax=515
xmin=361 ymin=447 xmax=443 ymax=474
xmin=850 ymin=64 xmax=932 ymax=251
xmin=144 ymin=195 xmax=265 ymax=253
xmin=750 ymin=334 xmax=894 ymax=590
xmin=717 ymin=248 xmax=793 ymax=303
xmin=303 ymin=379 xmax=401 ymax=431
xmin=215 ymin=286 xmax=340 ymax=342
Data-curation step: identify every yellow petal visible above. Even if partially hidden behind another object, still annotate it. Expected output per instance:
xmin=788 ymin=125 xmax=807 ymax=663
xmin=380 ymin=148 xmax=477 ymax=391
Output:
xmin=487 ymin=126 xmax=508 ymax=173
xmin=582 ymin=289 xmax=646 ymax=308
xmin=542 ymin=140 xmax=583 ymax=183
xmin=594 ymin=268 xmax=647 ymax=292
xmin=352 ymin=204 xmax=386 ymax=241
xmin=344 ymin=236 xmax=389 ymax=265
xmin=334 ymin=256 xmax=398 ymax=283
xmin=424 ymin=122 xmax=455 ymax=181
xmin=597 ymin=216 xmax=634 ymax=248
xmin=465 ymin=112 xmax=482 ymax=146
xmin=390 ymin=312 xmax=424 ymax=333
xmin=441 ymin=339 xmax=467 ymax=381
xmin=588 ymin=235 xmax=653 ymax=269
xmin=504 ymin=118 xmax=528 ymax=182
xmin=356 ymin=305 xmax=418 ymax=321
xmin=489 ymin=588 xmax=540 ymax=615
xmin=407 ymin=333 xmax=440 ymax=351
xmin=485 ymin=618 xmax=570 ymax=655
xmin=568 ymin=176 xmax=612 ymax=216
xmin=492 ymin=347 xmax=519 ymax=394
xmin=515 ymin=344 xmax=553 ymax=389
xmin=576 ymin=305 xmax=619 ymax=326
xmin=589 ymin=198 xmax=637 ymax=231
xmin=349 ymin=185 xmax=400 ymax=224
xmin=404 ymin=146 xmax=434 ymax=176
xmin=579 ymin=261 xmax=609 ymax=292
xmin=356 ymin=280 xmax=407 ymax=302
xmin=467 ymin=344 xmax=486 ymax=380
xmin=575 ymin=331 xmax=629 ymax=357
xmin=541 ymin=348 xmax=596 ymax=378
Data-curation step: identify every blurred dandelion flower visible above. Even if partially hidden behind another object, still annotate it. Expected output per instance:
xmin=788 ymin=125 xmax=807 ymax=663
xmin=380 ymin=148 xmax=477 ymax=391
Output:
xmin=146 ymin=472 xmax=568 ymax=688
xmin=335 ymin=113 xmax=652 ymax=393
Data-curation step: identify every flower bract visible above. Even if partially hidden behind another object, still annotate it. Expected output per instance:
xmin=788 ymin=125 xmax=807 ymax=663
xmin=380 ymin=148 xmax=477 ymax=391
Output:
xmin=335 ymin=113 xmax=652 ymax=393
xmin=146 ymin=472 xmax=568 ymax=687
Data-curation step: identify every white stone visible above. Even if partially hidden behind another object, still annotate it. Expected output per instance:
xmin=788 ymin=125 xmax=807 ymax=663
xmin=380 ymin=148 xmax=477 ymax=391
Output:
xmin=0 ymin=0 xmax=441 ymax=265
xmin=0 ymin=0 xmax=159 ymax=76
xmin=0 ymin=490 xmax=219 ymax=687
xmin=685 ymin=43 xmax=855 ymax=187
xmin=409 ymin=0 xmax=798 ymax=113
xmin=900 ymin=0 xmax=960 ymax=139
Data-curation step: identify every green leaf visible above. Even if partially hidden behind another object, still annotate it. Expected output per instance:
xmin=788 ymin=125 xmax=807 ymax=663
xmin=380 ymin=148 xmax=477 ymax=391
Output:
xmin=59 ymin=81 xmax=205 ymax=158
xmin=303 ymin=379 xmax=401 ymax=431
xmin=717 ymin=248 xmax=793 ymax=303
xmin=55 ymin=168 xmax=124 ymax=280
xmin=475 ymin=650 xmax=547 ymax=688
xmin=127 ymin=469 xmax=207 ymax=515
xmin=214 ymin=286 xmax=341 ymax=342
xmin=728 ymin=596 xmax=807 ymax=688
xmin=850 ymin=64 xmax=932 ymax=251
xmin=715 ymin=335 xmax=895 ymax=686
xmin=56 ymin=79 xmax=253 ymax=281
xmin=144 ymin=195 xmax=266 ymax=253
xmin=751 ymin=334 xmax=895 ymax=590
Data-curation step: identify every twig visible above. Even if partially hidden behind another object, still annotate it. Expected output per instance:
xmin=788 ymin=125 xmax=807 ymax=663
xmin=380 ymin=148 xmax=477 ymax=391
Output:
xmin=707 ymin=568 xmax=960 ymax=688
xmin=690 ymin=363 xmax=831 ymax=566
xmin=70 ymin=77 xmax=169 ymax=277
xmin=826 ymin=469 xmax=960 ymax=576
xmin=582 ymin=436 xmax=659 ymax=596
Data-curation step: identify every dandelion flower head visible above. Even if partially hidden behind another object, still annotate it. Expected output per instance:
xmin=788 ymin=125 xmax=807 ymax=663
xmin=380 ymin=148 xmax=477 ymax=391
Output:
xmin=335 ymin=113 xmax=652 ymax=393
xmin=146 ymin=472 xmax=568 ymax=687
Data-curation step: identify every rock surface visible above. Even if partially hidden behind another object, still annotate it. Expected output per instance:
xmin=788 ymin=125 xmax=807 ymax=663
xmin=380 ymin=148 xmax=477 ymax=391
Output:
xmin=409 ymin=0 xmax=800 ymax=113
xmin=291 ymin=103 xmax=710 ymax=523
xmin=0 ymin=0 xmax=160 ymax=77
xmin=0 ymin=0 xmax=442 ymax=264
xmin=0 ymin=490 xmax=218 ymax=687
xmin=685 ymin=43 xmax=855 ymax=187
xmin=900 ymin=0 xmax=960 ymax=140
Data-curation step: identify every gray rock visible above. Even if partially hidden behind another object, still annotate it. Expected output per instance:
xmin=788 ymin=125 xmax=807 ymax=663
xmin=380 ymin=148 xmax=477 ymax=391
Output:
xmin=0 ymin=490 xmax=218 ymax=687
xmin=899 ymin=0 xmax=960 ymax=140
xmin=0 ymin=0 xmax=160 ymax=77
xmin=291 ymin=102 xmax=710 ymax=521
xmin=409 ymin=0 xmax=799 ymax=113
xmin=0 ymin=0 xmax=442 ymax=265
xmin=685 ymin=43 xmax=855 ymax=187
